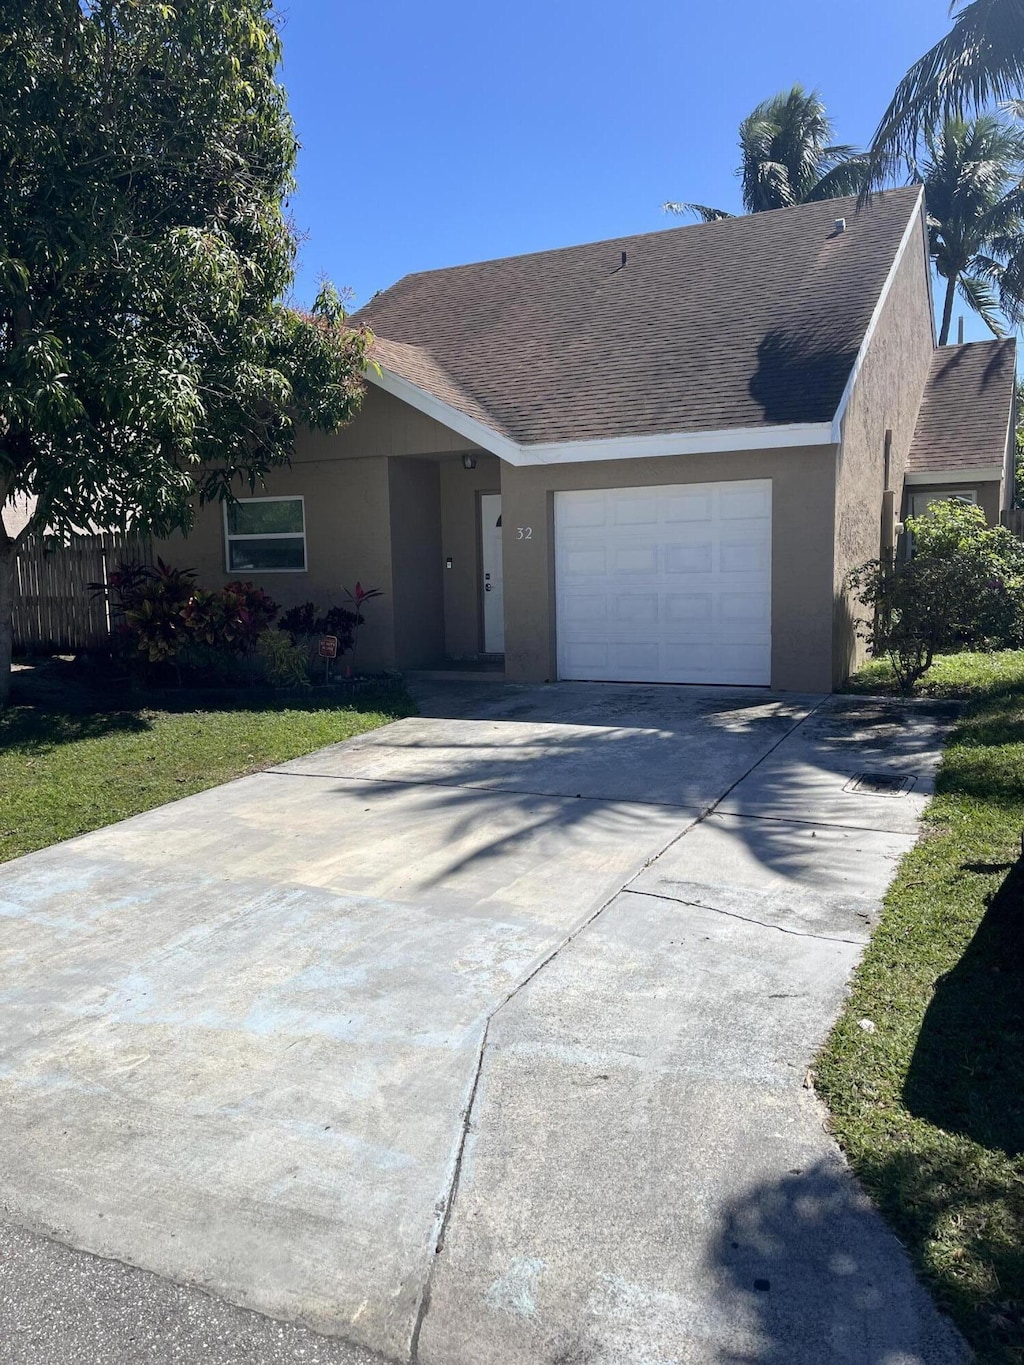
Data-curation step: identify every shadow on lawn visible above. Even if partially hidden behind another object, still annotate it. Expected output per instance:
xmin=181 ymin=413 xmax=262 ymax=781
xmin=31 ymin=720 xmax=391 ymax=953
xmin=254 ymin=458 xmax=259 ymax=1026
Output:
xmin=903 ymin=855 xmax=1024 ymax=1158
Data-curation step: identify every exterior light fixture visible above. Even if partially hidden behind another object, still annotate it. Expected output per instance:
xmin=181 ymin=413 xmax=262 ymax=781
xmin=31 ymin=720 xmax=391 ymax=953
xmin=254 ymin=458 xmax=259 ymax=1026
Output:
xmin=462 ymin=453 xmax=477 ymax=470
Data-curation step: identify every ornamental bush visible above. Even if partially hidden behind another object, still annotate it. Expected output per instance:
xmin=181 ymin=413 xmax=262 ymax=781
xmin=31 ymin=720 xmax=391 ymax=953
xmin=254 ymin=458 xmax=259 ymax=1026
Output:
xmin=848 ymin=499 xmax=1024 ymax=692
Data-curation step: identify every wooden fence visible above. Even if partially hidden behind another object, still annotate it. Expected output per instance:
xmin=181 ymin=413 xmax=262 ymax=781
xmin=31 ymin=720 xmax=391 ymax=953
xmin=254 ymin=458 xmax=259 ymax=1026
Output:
xmin=13 ymin=534 xmax=152 ymax=654
xmin=1001 ymin=508 xmax=1024 ymax=541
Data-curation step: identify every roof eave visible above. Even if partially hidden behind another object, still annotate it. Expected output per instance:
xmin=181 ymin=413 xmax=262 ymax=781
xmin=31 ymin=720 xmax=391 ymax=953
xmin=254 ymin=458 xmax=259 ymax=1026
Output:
xmin=367 ymin=365 xmax=834 ymax=466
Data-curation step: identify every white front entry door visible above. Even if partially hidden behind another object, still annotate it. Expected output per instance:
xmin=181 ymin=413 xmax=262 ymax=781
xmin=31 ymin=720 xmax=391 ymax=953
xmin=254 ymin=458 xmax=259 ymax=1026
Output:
xmin=555 ymin=480 xmax=772 ymax=686
xmin=480 ymin=493 xmax=505 ymax=653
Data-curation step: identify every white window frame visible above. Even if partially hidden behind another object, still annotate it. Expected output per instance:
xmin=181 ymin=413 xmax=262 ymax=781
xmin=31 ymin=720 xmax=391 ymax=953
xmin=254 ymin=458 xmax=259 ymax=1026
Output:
xmin=223 ymin=495 xmax=307 ymax=574
xmin=910 ymin=489 xmax=977 ymax=518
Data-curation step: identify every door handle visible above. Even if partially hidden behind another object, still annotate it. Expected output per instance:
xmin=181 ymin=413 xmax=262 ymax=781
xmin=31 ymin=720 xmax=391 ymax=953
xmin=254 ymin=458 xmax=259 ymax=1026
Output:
xmin=485 ymin=583 xmax=493 ymax=592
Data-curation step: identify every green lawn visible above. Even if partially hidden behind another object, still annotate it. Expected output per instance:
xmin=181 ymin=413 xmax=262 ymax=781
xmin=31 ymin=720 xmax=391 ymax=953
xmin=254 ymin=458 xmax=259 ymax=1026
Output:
xmin=0 ymin=690 xmax=414 ymax=864
xmin=845 ymin=648 xmax=1024 ymax=699
xmin=818 ymin=651 xmax=1024 ymax=1364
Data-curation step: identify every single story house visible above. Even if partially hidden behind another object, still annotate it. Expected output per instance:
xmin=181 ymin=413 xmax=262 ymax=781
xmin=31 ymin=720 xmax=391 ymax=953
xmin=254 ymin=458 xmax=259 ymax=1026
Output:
xmin=156 ymin=185 xmax=1018 ymax=693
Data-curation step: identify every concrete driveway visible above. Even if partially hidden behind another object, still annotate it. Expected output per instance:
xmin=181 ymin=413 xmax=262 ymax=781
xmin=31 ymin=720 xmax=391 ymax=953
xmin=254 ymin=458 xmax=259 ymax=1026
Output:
xmin=0 ymin=682 xmax=966 ymax=1364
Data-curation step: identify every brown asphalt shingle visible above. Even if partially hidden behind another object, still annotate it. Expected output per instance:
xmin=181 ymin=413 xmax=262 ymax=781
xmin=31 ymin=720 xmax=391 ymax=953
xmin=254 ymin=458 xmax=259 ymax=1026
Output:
xmin=907 ymin=339 xmax=1016 ymax=474
xmin=353 ymin=187 xmax=924 ymax=446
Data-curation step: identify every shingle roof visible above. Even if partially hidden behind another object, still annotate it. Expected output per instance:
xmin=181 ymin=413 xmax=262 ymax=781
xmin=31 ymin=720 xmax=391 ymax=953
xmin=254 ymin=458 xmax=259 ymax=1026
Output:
xmin=353 ymin=186 xmax=924 ymax=447
xmin=907 ymin=339 xmax=1016 ymax=475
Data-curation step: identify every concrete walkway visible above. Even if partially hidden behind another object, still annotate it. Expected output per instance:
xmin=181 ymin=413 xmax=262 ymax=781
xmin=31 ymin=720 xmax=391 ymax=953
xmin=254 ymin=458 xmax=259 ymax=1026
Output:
xmin=0 ymin=683 xmax=966 ymax=1364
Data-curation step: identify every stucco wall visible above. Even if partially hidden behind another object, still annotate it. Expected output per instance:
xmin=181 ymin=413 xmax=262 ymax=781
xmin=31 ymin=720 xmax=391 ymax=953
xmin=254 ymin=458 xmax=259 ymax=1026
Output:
xmin=296 ymin=383 xmax=485 ymax=463
xmin=388 ymin=458 xmax=444 ymax=668
xmin=499 ymin=447 xmax=839 ymax=694
xmin=151 ymin=385 xmax=487 ymax=672
xmin=833 ymin=207 xmax=935 ymax=683
xmin=152 ymin=455 xmax=400 ymax=670
xmin=439 ymin=455 xmax=503 ymax=659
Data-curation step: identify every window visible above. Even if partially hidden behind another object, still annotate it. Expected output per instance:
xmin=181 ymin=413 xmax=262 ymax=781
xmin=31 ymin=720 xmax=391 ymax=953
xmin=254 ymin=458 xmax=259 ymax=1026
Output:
xmin=224 ymin=497 xmax=306 ymax=572
xmin=910 ymin=490 xmax=977 ymax=518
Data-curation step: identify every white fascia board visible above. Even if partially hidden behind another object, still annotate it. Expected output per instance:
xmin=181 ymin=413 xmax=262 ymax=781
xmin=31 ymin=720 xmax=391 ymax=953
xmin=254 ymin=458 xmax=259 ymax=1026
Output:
xmin=368 ymin=365 xmax=522 ymax=463
xmin=905 ymin=467 xmax=1003 ymax=485
xmin=515 ymin=422 xmax=833 ymax=464
xmin=830 ymin=186 xmax=927 ymax=445
xmin=366 ymin=367 xmax=833 ymax=465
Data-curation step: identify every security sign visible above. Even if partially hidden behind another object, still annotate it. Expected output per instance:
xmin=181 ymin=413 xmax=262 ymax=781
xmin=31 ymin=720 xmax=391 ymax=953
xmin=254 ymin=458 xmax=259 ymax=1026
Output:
xmin=318 ymin=635 xmax=339 ymax=659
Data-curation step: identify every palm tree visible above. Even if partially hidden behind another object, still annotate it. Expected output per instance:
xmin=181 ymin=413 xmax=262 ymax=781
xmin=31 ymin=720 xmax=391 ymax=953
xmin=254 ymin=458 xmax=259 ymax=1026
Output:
xmin=665 ymin=85 xmax=869 ymax=221
xmin=917 ymin=114 xmax=1024 ymax=343
xmin=868 ymin=0 xmax=1024 ymax=187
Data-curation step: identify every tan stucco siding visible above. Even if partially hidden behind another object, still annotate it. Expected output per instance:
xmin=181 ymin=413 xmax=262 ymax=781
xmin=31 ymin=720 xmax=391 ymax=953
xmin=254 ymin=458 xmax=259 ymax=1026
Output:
xmin=295 ymin=383 xmax=485 ymax=463
xmin=439 ymin=456 xmax=502 ymax=659
xmin=833 ymin=210 xmax=935 ymax=683
xmin=499 ymin=447 xmax=838 ymax=694
xmin=151 ymin=455 xmax=399 ymax=671
xmin=388 ymin=458 xmax=444 ymax=668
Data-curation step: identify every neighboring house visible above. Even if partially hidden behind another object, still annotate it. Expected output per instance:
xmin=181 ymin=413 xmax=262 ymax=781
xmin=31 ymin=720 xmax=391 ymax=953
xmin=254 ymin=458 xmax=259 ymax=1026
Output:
xmin=154 ymin=186 xmax=1017 ymax=692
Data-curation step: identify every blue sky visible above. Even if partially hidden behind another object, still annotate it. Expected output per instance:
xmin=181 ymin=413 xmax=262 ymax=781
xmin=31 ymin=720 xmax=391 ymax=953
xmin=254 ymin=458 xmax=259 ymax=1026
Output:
xmin=279 ymin=0 xmax=989 ymax=344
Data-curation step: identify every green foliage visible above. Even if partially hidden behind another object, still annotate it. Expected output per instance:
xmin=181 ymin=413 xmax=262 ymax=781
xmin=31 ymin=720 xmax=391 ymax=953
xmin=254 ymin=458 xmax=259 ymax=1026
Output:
xmin=0 ymin=688 xmax=415 ymax=865
xmin=0 ymin=1 xmax=373 ymax=700
xmin=113 ymin=559 xmax=197 ymax=664
xmin=868 ymin=0 xmax=1024 ymax=188
xmin=848 ymin=500 xmax=1024 ymax=693
xmin=817 ymin=661 xmax=1024 ymax=1364
xmin=278 ymin=601 xmax=362 ymax=655
xmin=107 ymin=560 xmax=280 ymax=669
xmin=257 ymin=628 xmax=312 ymax=689
xmin=665 ymin=85 xmax=868 ymax=220
xmin=916 ymin=115 xmax=1024 ymax=343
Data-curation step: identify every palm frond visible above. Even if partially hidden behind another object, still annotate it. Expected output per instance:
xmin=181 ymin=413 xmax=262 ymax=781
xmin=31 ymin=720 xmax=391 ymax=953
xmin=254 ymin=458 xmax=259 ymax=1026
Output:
xmin=866 ymin=0 xmax=1024 ymax=190
xmin=957 ymin=269 xmax=1009 ymax=335
xmin=662 ymin=202 xmax=734 ymax=222
xmin=806 ymin=156 xmax=871 ymax=201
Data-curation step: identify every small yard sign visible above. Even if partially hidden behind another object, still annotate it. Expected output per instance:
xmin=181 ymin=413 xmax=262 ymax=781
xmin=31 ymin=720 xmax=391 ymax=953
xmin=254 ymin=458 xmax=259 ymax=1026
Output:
xmin=318 ymin=635 xmax=339 ymax=659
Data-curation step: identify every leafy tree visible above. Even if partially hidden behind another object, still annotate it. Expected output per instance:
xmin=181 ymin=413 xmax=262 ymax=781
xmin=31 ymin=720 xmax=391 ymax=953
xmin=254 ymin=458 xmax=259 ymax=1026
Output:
xmin=848 ymin=499 xmax=1024 ymax=692
xmin=665 ymin=85 xmax=868 ymax=222
xmin=867 ymin=0 xmax=1024 ymax=187
xmin=917 ymin=115 xmax=1024 ymax=343
xmin=0 ymin=1 xmax=372 ymax=706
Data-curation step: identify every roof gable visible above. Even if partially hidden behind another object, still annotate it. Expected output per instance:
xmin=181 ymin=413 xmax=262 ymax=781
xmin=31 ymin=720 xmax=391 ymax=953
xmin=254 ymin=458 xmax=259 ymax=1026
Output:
xmin=354 ymin=187 xmax=925 ymax=453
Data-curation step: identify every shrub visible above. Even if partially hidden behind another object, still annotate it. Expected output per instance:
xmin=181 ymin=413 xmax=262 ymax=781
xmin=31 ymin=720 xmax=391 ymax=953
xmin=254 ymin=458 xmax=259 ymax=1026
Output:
xmin=111 ymin=559 xmax=197 ymax=664
xmin=257 ymin=628 xmax=312 ymax=688
xmin=105 ymin=562 xmax=279 ymax=674
xmin=849 ymin=500 xmax=1024 ymax=693
xmin=278 ymin=600 xmax=363 ymax=655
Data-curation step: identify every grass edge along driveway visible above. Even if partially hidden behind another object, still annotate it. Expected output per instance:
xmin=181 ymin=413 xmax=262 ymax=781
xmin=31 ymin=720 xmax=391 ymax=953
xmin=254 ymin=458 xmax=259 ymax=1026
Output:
xmin=818 ymin=650 xmax=1024 ymax=1365
xmin=0 ymin=690 xmax=414 ymax=865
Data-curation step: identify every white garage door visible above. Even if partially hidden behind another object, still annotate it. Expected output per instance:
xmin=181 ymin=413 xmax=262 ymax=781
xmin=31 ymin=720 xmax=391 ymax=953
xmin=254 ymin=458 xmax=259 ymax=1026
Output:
xmin=555 ymin=480 xmax=772 ymax=686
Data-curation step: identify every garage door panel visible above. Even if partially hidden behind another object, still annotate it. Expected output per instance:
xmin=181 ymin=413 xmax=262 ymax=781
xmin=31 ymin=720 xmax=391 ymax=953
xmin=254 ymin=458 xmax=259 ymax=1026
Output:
xmin=555 ymin=481 xmax=772 ymax=686
xmin=612 ymin=545 xmax=659 ymax=575
xmin=720 ymin=484 xmax=772 ymax=519
xmin=664 ymin=490 xmax=714 ymax=522
xmin=611 ymin=593 xmax=659 ymax=623
xmin=563 ymin=547 xmax=607 ymax=576
xmin=720 ymin=540 xmax=770 ymax=574
xmin=665 ymin=542 xmax=714 ymax=575
xmin=559 ymin=494 xmax=607 ymax=528
xmin=612 ymin=493 xmax=661 ymax=525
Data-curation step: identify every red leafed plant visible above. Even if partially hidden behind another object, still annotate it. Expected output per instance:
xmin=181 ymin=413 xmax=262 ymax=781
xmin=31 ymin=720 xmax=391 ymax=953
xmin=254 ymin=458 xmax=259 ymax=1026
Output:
xmin=341 ymin=582 xmax=383 ymax=671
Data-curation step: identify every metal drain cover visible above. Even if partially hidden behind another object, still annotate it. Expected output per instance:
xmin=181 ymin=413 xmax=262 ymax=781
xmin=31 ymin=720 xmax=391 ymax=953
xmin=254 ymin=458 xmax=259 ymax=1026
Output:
xmin=844 ymin=772 xmax=917 ymax=797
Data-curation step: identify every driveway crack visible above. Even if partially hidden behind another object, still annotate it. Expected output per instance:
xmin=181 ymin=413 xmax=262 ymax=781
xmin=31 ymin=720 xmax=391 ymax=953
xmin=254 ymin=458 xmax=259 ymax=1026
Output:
xmin=621 ymin=886 xmax=865 ymax=945
xmin=407 ymin=693 xmax=830 ymax=1361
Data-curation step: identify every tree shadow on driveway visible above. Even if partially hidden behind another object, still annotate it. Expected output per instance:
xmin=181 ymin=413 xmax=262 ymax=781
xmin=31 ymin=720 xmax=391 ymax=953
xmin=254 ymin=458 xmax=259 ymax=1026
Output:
xmin=714 ymin=1158 xmax=968 ymax=1364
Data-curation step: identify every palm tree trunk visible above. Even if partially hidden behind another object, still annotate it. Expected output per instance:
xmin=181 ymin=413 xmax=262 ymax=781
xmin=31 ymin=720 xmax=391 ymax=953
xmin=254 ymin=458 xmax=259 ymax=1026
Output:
xmin=939 ymin=274 xmax=958 ymax=345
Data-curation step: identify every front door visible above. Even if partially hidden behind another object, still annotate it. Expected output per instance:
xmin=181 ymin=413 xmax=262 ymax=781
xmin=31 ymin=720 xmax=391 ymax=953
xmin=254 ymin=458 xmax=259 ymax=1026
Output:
xmin=480 ymin=493 xmax=504 ymax=654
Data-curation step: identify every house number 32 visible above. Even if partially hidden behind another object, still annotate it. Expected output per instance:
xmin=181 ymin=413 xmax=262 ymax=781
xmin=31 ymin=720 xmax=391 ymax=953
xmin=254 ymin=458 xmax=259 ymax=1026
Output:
xmin=516 ymin=526 xmax=533 ymax=540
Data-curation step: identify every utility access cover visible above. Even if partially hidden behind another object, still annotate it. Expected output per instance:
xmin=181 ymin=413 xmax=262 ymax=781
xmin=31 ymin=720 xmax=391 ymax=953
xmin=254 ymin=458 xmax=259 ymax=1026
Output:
xmin=844 ymin=772 xmax=917 ymax=797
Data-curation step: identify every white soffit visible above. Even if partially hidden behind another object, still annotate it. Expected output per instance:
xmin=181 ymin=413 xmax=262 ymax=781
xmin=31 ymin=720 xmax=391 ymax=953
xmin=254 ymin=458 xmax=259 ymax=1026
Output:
xmin=367 ymin=366 xmax=833 ymax=466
